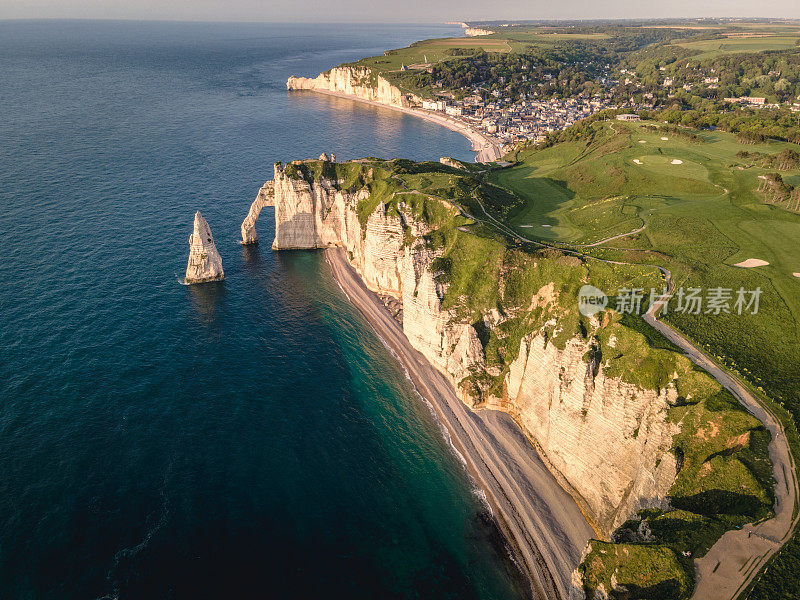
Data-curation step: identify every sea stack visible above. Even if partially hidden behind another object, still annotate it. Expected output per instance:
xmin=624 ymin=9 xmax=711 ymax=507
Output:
xmin=185 ymin=211 xmax=224 ymax=284
xmin=241 ymin=181 xmax=274 ymax=245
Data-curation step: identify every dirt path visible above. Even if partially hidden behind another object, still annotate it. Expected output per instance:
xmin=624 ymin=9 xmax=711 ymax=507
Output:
xmin=326 ymin=248 xmax=593 ymax=600
xmin=644 ymin=299 xmax=799 ymax=600
xmin=560 ymin=224 xmax=647 ymax=248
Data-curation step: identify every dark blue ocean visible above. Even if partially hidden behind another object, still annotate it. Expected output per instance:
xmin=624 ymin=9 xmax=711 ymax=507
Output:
xmin=0 ymin=20 xmax=527 ymax=600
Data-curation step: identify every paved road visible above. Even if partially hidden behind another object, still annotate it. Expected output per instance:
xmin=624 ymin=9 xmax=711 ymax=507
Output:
xmin=326 ymin=248 xmax=593 ymax=600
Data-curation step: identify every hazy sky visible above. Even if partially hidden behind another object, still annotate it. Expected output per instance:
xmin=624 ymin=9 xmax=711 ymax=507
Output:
xmin=1 ymin=0 xmax=797 ymax=23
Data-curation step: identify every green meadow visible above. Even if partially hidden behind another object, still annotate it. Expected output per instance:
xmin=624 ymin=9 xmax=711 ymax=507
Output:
xmin=674 ymin=35 xmax=800 ymax=60
xmin=484 ymin=120 xmax=800 ymax=599
xmin=491 ymin=121 xmax=800 ymax=414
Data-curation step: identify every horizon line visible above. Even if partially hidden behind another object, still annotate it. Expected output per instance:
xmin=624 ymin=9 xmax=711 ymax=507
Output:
xmin=1 ymin=16 xmax=799 ymax=25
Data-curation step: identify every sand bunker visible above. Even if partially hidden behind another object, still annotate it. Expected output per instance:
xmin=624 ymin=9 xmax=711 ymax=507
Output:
xmin=633 ymin=159 xmax=643 ymax=165
xmin=638 ymin=140 xmax=646 ymax=143
xmin=661 ymin=137 xmax=669 ymax=141
xmin=734 ymin=259 xmax=770 ymax=268
xmin=671 ymin=159 xmax=683 ymax=165
xmin=542 ymin=224 xmax=552 ymax=228
xmin=519 ymin=225 xmax=534 ymax=228
xmin=793 ymin=273 xmax=800 ymax=278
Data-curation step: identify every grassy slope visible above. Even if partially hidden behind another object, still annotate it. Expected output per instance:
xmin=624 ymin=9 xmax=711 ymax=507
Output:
xmin=582 ymin=541 xmax=692 ymax=600
xmin=486 ymin=123 xmax=800 ymax=598
xmin=489 ymin=124 xmax=800 ymax=402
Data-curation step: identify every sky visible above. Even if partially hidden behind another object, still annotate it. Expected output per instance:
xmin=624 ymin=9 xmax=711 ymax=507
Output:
xmin=0 ymin=0 xmax=797 ymax=23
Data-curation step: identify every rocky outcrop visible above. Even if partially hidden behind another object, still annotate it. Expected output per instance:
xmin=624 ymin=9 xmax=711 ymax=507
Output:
xmin=263 ymin=163 xmax=679 ymax=538
xmin=499 ymin=333 xmax=679 ymax=534
xmin=185 ymin=211 xmax=224 ymax=284
xmin=439 ymin=156 xmax=468 ymax=170
xmin=241 ymin=181 xmax=274 ymax=245
xmin=287 ymin=66 xmax=422 ymax=108
xmin=270 ymin=163 xmax=369 ymax=251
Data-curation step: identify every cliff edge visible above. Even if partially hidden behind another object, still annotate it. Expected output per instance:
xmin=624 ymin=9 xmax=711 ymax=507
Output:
xmin=255 ymin=157 xmax=775 ymax=600
xmin=287 ymin=65 xmax=422 ymax=108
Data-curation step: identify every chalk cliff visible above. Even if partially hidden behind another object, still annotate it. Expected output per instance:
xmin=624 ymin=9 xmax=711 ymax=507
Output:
xmin=260 ymin=162 xmax=678 ymax=538
xmin=241 ymin=181 xmax=274 ymax=245
xmin=287 ymin=66 xmax=422 ymax=108
xmin=185 ymin=211 xmax=224 ymax=284
xmin=499 ymin=332 xmax=679 ymax=533
xmin=465 ymin=27 xmax=494 ymax=36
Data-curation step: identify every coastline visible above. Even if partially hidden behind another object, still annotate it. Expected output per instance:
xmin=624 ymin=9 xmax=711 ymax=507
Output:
xmin=289 ymin=88 xmax=504 ymax=163
xmin=325 ymin=247 xmax=593 ymax=600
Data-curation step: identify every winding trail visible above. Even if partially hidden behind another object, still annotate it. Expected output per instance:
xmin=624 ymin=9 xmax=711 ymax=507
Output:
xmin=326 ymin=248 xmax=593 ymax=600
xmin=646 ymin=297 xmax=799 ymax=600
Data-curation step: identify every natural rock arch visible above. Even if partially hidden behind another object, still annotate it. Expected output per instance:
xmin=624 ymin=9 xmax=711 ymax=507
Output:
xmin=240 ymin=181 xmax=275 ymax=245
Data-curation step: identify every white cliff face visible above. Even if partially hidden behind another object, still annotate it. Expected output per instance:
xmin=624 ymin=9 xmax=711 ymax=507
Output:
xmin=362 ymin=204 xmax=404 ymax=297
xmin=287 ymin=66 xmax=422 ymax=108
xmin=241 ymin=181 xmax=274 ymax=245
xmin=268 ymin=163 xmax=485 ymax=381
xmin=501 ymin=332 xmax=679 ymax=535
xmin=464 ymin=27 xmax=494 ymax=36
xmin=270 ymin=163 xmax=368 ymax=251
xmin=264 ymin=165 xmax=679 ymax=536
xmin=185 ymin=211 xmax=224 ymax=284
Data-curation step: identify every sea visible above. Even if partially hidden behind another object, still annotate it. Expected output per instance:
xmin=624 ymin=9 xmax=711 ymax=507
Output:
xmin=0 ymin=20 xmax=528 ymax=600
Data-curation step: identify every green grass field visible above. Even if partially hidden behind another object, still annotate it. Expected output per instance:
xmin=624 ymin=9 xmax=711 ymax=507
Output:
xmin=349 ymin=37 xmax=511 ymax=74
xmin=484 ymin=120 xmax=800 ymax=600
xmin=491 ymin=123 xmax=800 ymax=410
xmin=674 ymin=35 xmax=800 ymax=60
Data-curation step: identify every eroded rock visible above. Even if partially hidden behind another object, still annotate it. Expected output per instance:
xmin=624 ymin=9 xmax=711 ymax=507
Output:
xmin=185 ymin=211 xmax=224 ymax=284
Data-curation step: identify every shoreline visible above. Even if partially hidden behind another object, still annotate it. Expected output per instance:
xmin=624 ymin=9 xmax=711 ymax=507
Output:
xmin=289 ymin=88 xmax=503 ymax=163
xmin=325 ymin=247 xmax=593 ymax=600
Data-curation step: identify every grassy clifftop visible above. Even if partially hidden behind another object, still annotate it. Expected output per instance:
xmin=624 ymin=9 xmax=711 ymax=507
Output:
xmin=282 ymin=155 xmax=777 ymax=599
xmin=492 ymin=120 xmax=800 ymax=418
xmin=485 ymin=120 xmax=800 ymax=598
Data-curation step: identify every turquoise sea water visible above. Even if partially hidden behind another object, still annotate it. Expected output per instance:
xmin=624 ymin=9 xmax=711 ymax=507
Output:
xmin=0 ymin=20 xmax=527 ymax=599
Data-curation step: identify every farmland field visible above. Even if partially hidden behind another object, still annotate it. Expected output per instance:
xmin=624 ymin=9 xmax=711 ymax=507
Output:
xmin=674 ymin=35 xmax=800 ymax=59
